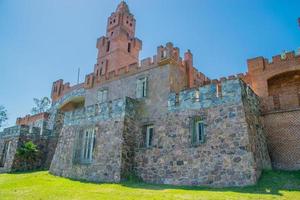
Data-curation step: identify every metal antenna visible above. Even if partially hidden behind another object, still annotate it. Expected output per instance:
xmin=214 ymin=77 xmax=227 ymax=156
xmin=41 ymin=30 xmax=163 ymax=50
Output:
xmin=77 ymin=68 xmax=80 ymax=84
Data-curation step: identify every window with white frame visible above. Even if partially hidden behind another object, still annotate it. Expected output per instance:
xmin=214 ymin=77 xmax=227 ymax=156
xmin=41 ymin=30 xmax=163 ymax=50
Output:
xmin=145 ymin=125 xmax=154 ymax=148
xmin=74 ymin=128 xmax=96 ymax=164
xmin=191 ymin=116 xmax=205 ymax=146
xmin=136 ymin=77 xmax=148 ymax=98
xmin=97 ymin=89 xmax=108 ymax=103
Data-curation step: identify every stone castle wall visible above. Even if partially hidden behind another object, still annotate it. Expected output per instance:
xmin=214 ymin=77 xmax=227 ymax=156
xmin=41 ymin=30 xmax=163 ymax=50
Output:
xmin=50 ymin=118 xmax=125 ymax=182
xmin=0 ymin=126 xmax=20 ymax=173
xmin=240 ymin=82 xmax=272 ymax=175
xmin=49 ymin=98 xmax=137 ymax=182
xmin=133 ymin=79 xmax=270 ymax=187
xmin=0 ymin=125 xmax=57 ymax=173
xmin=49 ymin=79 xmax=271 ymax=187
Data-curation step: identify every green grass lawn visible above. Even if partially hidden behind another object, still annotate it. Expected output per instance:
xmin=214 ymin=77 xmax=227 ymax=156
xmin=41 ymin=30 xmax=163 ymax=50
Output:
xmin=0 ymin=170 xmax=299 ymax=200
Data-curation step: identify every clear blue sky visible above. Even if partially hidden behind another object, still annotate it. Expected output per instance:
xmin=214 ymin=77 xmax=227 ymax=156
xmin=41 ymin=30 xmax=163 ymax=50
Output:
xmin=0 ymin=0 xmax=299 ymax=130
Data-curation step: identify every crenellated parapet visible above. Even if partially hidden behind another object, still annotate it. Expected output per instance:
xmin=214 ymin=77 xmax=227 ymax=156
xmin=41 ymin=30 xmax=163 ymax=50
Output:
xmin=247 ymin=50 xmax=300 ymax=74
xmin=157 ymin=42 xmax=182 ymax=66
xmin=63 ymin=97 xmax=139 ymax=126
xmin=202 ymin=72 xmax=249 ymax=86
xmin=0 ymin=126 xmax=22 ymax=138
xmin=168 ymin=79 xmax=247 ymax=111
xmin=16 ymin=112 xmax=49 ymax=126
xmin=51 ymin=79 xmax=84 ymax=103
xmin=245 ymin=49 xmax=300 ymax=109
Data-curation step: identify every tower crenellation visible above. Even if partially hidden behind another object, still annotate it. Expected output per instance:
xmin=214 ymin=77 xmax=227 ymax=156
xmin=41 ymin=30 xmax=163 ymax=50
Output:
xmin=94 ymin=1 xmax=142 ymax=80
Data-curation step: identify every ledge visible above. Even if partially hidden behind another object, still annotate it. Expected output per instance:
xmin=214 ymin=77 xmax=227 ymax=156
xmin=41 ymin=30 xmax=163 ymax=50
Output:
xmin=262 ymin=107 xmax=300 ymax=115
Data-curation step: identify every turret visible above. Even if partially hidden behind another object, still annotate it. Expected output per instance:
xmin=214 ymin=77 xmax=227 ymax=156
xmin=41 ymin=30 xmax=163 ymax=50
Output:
xmin=94 ymin=1 xmax=142 ymax=81
xmin=51 ymin=79 xmax=71 ymax=102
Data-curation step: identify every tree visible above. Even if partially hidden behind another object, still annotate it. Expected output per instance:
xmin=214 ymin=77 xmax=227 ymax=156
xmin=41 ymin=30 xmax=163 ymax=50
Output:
xmin=0 ymin=105 xmax=8 ymax=128
xmin=31 ymin=97 xmax=51 ymax=115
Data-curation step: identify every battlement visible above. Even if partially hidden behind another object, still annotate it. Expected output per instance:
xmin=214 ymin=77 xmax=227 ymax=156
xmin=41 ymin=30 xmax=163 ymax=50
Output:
xmin=0 ymin=126 xmax=21 ymax=138
xmin=63 ymin=97 xmax=138 ymax=126
xmin=202 ymin=72 xmax=249 ymax=86
xmin=53 ymin=42 xmax=210 ymax=103
xmin=51 ymin=79 xmax=84 ymax=102
xmin=0 ymin=125 xmax=45 ymax=138
xmin=247 ymin=49 xmax=300 ymax=73
xmin=168 ymin=79 xmax=247 ymax=111
xmin=16 ymin=112 xmax=49 ymax=126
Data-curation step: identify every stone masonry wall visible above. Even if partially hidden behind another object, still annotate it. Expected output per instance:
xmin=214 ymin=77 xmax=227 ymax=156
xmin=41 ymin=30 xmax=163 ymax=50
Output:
xmin=120 ymin=98 xmax=140 ymax=179
xmin=134 ymin=104 xmax=258 ymax=187
xmin=0 ymin=135 xmax=19 ymax=173
xmin=134 ymin=79 xmax=270 ymax=187
xmin=50 ymin=119 xmax=125 ymax=182
xmin=0 ymin=125 xmax=57 ymax=173
xmin=49 ymin=98 xmax=130 ymax=182
xmin=240 ymin=82 xmax=272 ymax=178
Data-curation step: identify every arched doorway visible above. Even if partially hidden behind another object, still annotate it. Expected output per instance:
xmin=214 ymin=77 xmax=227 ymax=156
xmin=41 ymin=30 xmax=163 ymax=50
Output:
xmin=267 ymin=70 xmax=300 ymax=110
xmin=59 ymin=96 xmax=85 ymax=112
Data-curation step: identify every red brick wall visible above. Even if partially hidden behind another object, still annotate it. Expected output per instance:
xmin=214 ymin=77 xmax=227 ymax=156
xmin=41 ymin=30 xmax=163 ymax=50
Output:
xmin=16 ymin=113 xmax=49 ymax=126
xmin=263 ymin=109 xmax=300 ymax=170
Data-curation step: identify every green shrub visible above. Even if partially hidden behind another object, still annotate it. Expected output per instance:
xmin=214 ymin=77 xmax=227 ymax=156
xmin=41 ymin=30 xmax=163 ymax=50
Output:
xmin=16 ymin=141 xmax=40 ymax=171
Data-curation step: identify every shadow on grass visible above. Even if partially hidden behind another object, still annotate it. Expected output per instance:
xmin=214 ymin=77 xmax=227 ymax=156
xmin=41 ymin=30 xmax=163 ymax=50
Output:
xmin=120 ymin=170 xmax=300 ymax=196
xmin=63 ymin=170 xmax=300 ymax=196
xmin=9 ymin=168 xmax=48 ymax=174
xmin=9 ymin=169 xmax=300 ymax=197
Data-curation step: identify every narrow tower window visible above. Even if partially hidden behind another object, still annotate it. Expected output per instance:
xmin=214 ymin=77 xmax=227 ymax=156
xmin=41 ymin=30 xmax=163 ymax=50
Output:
xmin=136 ymin=77 xmax=148 ymax=98
xmin=127 ymin=43 xmax=131 ymax=53
xmin=106 ymin=41 xmax=110 ymax=52
xmin=143 ymin=125 xmax=154 ymax=148
xmin=190 ymin=116 xmax=205 ymax=146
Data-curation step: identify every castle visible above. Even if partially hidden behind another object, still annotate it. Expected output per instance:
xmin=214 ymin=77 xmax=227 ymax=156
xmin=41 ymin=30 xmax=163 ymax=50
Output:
xmin=0 ymin=2 xmax=299 ymax=187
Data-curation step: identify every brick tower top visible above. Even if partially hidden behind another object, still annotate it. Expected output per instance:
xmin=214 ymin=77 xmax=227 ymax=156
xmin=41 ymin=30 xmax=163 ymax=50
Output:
xmin=94 ymin=1 xmax=142 ymax=79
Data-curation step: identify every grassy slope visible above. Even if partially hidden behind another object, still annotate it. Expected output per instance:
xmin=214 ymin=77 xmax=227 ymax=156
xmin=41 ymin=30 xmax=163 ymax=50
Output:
xmin=0 ymin=170 xmax=299 ymax=200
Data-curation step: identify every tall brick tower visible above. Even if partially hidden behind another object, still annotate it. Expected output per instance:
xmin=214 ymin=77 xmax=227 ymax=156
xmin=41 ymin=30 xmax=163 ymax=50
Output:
xmin=94 ymin=1 xmax=142 ymax=78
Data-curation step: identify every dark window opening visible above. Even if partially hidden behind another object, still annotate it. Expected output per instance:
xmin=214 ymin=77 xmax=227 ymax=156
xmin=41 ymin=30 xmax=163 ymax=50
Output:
xmin=191 ymin=116 xmax=205 ymax=146
xmin=106 ymin=41 xmax=110 ymax=52
xmin=127 ymin=43 xmax=131 ymax=53
xmin=143 ymin=125 xmax=154 ymax=148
